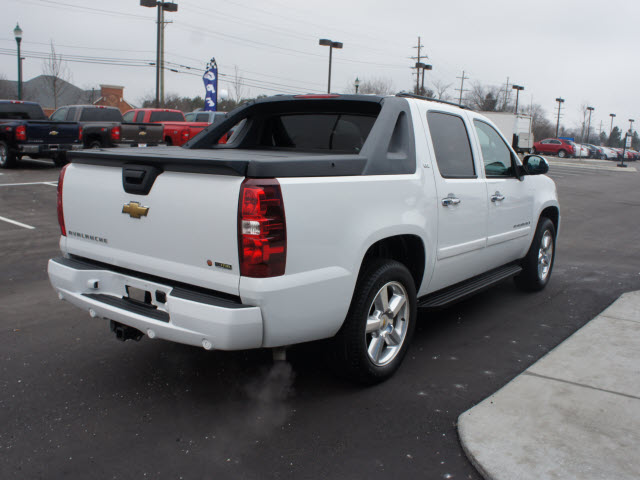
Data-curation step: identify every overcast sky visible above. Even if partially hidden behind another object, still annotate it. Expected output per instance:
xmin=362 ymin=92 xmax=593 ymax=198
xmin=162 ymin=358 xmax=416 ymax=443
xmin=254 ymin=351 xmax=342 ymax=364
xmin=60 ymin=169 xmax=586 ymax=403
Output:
xmin=1 ymin=0 xmax=637 ymax=132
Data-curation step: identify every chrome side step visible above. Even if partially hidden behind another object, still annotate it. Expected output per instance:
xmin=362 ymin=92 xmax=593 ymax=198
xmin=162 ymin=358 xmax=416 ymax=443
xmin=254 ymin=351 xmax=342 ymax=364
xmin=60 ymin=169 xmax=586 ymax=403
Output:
xmin=418 ymin=263 xmax=522 ymax=309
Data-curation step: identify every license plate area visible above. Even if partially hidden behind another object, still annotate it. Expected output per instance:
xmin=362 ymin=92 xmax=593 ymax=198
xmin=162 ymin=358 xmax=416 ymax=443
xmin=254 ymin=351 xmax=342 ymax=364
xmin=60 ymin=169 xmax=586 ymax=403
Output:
xmin=125 ymin=285 xmax=154 ymax=308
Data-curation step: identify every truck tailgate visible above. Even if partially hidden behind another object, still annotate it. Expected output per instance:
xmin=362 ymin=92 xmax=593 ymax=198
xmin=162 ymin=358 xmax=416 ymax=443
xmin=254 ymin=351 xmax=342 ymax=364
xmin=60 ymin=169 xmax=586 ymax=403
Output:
xmin=120 ymin=123 xmax=164 ymax=145
xmin=28 ymin=120 xmax=78 ymax=144
xmin=61 ymin=162 xmax=243 ymax=296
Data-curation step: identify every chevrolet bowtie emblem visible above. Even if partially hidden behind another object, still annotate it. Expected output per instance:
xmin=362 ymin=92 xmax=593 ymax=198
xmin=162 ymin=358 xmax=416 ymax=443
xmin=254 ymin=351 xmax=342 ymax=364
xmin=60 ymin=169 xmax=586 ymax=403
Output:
xmin=139 ymin=131 xmax=147 ymax=136
xmin=50 ymin=130 xmax=59 ymax=136
xmin=122 ymin=201 xmax=149 ymax=219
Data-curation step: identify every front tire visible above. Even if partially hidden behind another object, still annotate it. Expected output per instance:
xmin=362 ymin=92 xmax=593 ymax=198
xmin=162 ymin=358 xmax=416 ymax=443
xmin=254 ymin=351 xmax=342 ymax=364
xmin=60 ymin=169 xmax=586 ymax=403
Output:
xmin=515 ymin=217 xmax=556 ymax=292
xmin=332 ymin=259 xmax=417 ymax=384
xmin=0 ymin=141 xmax=17 ymax=168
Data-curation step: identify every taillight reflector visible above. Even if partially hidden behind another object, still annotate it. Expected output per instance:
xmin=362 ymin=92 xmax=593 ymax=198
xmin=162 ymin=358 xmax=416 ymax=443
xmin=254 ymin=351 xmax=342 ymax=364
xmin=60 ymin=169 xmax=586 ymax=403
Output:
xmin=57 ymin=164 xmax=69 ymax=236
xmin=15 ymin=125 xmax=27 ymax=141
xmin=181 ymin=129 xmax=190 ymax=140
xmin=78 ymin=126 xmax=83 ymax=141
xmin=238 ymin=179 xmax=286 ymax=278
xmin=111 ymin=125 xmax=121 ymax=142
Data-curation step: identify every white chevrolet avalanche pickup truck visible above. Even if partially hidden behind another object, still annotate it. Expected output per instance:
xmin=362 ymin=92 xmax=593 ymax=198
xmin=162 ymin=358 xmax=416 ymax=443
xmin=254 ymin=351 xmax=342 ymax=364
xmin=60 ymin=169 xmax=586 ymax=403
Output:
xmin=48 ymin=93 xmax=559 ymax=383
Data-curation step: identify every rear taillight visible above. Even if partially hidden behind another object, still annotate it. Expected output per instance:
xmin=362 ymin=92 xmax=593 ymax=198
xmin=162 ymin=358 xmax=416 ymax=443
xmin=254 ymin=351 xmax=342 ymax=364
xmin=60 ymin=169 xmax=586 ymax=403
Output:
xmin=181 ymin=129 xmax=190 ymax=141
xmin=15 ymin=125 xmax=27 ymax=141
xmin=111 ymin=125 xmax=121 ymax=142
xmin=57 ymin=164 xmax=69 ymax=236
xmin=238 ymin=179 xmax=286 ymax=278
xmin=78 ymin=126 xmax=83 ymax=141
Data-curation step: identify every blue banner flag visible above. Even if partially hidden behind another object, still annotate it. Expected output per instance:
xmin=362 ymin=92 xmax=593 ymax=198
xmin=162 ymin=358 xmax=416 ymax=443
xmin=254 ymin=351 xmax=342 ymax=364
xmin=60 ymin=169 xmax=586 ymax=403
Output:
xmin=203 ymin=58 xmax=218 ymax=111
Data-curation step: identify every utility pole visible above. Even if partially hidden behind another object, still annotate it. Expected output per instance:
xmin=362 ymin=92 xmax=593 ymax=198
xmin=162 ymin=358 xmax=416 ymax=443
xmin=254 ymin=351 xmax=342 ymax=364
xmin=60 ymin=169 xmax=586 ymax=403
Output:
xmin=456 ymin=70 xmax=469 ymax=105
xmin=411 ymin=36 xmax=425 ymax=95
xmin=503 ymin=76 xmax=510 ymax=110
xmin=555 ymin=97 xmax=565 ymax=138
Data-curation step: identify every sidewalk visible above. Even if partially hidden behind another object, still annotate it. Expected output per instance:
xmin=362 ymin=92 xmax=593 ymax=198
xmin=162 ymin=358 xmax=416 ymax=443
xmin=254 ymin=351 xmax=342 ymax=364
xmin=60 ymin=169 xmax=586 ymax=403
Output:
xmin=458 ymin=290 xmax=640 ymax=480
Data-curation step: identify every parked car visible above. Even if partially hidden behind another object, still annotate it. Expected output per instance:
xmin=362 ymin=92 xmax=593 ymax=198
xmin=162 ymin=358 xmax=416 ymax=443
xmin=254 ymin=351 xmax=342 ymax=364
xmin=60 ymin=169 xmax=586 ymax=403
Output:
xmin=49 ymin=93 xmax=560 ymax=383
xmin=50 ymin=105 xmax=164 ymax=150
xmin=0 ymin=100 xmax=82 ymax=168
xmin=123 ymin=108 xmax=209 ymax=146
xmin=184 ymin=110 xmax=227 ymax=125
xmin=597 ymin=146 xmax=618 ymax=160
xmin=583 ymin=144 xmax=600 ymax=158
xmin=573 ymin=144 xmax=590 ymax=158
xmin=532 ymin=138 xmax=575 ymax=158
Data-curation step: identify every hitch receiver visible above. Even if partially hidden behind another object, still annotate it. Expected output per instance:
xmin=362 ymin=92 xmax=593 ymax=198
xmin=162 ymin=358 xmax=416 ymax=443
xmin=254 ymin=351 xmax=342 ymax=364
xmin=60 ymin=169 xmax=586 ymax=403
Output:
xmin=110 ymin=320 xmax=144 ymax=342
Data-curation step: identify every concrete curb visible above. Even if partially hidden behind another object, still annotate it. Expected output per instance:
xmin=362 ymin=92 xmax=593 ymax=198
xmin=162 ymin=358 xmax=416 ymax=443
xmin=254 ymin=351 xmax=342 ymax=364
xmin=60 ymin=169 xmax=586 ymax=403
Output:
xmin=458 ymin=291 xmax=640 ymax=480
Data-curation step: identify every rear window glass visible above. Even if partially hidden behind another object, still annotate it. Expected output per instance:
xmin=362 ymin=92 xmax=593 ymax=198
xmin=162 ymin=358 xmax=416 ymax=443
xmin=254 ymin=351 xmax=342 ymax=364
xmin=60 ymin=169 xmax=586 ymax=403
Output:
xmin=79 ymin=108 xmax=122 ymax=122
xmin=0 ymin=103 xmax=46 ymax=120
xmin=258 ymin=114 xmax=376 ymax=153
xmin=184 ymin=112 xmax=197 ymax=121
xmin=150 ymin=111 xmax=184 ymax=122
xmin=196 ymin=113 xmax=210 ymax=122
xmin=427 ymin=111 xmax=476 ymax=178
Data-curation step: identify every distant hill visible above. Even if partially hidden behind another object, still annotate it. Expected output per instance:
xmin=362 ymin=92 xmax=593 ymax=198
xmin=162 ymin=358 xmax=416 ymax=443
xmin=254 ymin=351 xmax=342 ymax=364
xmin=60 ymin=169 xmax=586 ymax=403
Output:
xmin=0 ymin=75 xmax=98 ymax=109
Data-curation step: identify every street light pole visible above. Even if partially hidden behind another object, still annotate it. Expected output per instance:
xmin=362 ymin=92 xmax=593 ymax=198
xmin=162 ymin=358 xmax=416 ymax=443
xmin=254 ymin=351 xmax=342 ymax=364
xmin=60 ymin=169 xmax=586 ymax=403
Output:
xmin=13 ymin=24 xmax=22 ymax=101
xmin=354 ymin=77 xmax=360 ymax=94
xmin=629 ymin=118 xmax=634 ymax=132
xmin=140 ymin=1 xmax=178 ymax=107
xmin=555 ymin=97 xmax=564 ymax=138
xmin=512 ymin=85 xmax=524 ymax=114
xmin=586 ymin=106 xmax=594 ymax=144
xmin=319 ymin=39 xmax=343 ymax=93
xmin=421 ymin=64 xmax=432 ymax=96
xmin=609 ymin=113 xmax=616 ymax=136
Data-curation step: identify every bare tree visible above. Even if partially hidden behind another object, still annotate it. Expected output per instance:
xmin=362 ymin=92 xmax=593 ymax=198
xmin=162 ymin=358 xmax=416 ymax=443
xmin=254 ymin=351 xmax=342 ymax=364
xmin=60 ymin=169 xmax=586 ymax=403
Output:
xmin=0 ymin=73 xmax=15 ymax=99
xmin=42 ymin=41 xmax=72 ymax=109
xmin=348 ymin=76 xmax=395 ymax=95
xmin=431 ymin=78 xmax=453 ymax=101
xmin=522 ymin=103 xmax=554 ymax=141
xmin=230 ymin=65 xmax=247 ymax=103
xmin=465 ymin=82 xmax=502 ymax=111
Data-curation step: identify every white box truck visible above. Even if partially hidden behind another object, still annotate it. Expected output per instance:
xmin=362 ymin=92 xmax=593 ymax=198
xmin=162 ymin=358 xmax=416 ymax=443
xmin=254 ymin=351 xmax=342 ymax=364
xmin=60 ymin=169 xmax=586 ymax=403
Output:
xmin=481 ymin=112 xmax=533 ymax=154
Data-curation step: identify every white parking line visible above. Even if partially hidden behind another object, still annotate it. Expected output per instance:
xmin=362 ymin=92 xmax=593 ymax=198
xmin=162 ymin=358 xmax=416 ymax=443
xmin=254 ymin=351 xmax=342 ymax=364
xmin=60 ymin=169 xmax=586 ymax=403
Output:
xmin=0 ymin=215 xmax=35 ymax=230
xmin=0 ymin=181 xmax=59 ymax=187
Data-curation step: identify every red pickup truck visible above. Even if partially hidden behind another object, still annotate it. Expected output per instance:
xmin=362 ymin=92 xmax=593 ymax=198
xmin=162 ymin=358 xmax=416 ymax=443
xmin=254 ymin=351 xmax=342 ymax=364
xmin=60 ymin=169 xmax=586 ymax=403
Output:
xmin=123 ymin=108 xmax=209 ymax=146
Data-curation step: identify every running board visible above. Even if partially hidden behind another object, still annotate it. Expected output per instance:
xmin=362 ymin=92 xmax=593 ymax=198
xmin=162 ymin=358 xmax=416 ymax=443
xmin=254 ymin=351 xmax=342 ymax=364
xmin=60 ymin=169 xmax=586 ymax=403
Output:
xmin=418 ymin=264 xmax=522 ymax=309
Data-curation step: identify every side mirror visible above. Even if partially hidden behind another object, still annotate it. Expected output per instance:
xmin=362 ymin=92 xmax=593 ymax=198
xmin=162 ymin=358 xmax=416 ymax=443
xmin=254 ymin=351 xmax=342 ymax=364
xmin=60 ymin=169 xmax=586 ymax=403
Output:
xmin=523 ymin=154 xmax=549 ymax=175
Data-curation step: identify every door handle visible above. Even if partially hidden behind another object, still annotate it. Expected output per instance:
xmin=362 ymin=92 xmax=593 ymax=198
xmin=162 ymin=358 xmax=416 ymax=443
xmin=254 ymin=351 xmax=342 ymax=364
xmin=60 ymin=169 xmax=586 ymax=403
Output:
xmin=442 ymin=194 xmax=461 ymax=206
xmin=491 ymin=192 xmax=505 ymax=202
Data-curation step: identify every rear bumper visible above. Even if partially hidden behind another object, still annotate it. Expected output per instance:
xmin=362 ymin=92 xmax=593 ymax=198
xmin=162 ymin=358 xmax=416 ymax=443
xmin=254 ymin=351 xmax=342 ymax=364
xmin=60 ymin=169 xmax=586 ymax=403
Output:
xmin=20 ymin=143 xmax=82 ymax=154
xmin=48 ymin=256 xmax=263 ymax=350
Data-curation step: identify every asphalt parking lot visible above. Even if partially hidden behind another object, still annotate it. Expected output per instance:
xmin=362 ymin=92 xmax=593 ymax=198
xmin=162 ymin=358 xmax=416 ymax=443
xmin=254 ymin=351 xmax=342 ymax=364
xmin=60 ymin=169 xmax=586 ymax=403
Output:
xmin=1 ymin=156 xmax=639 ymax=479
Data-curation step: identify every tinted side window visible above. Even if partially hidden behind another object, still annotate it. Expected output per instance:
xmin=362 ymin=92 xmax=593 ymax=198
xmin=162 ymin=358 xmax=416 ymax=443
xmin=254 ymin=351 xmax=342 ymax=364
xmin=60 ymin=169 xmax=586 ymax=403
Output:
xmin=427 ymin=111 xmax=476 ymax=178
xmin=50 ymin=108 xmax=67 ymax=121
xmin=474 ymin=120 xmax=514 ymax=177
xmin=65 ymin=107 xmax=77 ymax=121
xmin=196 ymin=113 xmax=210 ymax=122
xmin=135 ymin=111 xmax=145 ymax=123
xmin=122 ymin=111 xmax=135 ymax=122
xmin=184 ymin=113 xmax=197 ymax=121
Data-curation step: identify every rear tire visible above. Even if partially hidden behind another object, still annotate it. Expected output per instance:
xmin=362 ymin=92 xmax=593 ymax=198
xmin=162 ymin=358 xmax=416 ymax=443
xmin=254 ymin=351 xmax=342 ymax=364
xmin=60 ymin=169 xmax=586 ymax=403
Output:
xmin=53 ymin=152 xmax=68 ymax=167
xmin=88 ymin=140 xmax=102 ymax=149
xmin=332 ymin=259 xmax=417 ymax=384
xmin=515 ymin=217 xmax=556 ymax=292
xmin=531 ymin=147 xmax=537 ymax=154
xmin=558 ymin=149 xmax=567 ymax=158
xmin=0 ymin=141 xmax=17 ymax=168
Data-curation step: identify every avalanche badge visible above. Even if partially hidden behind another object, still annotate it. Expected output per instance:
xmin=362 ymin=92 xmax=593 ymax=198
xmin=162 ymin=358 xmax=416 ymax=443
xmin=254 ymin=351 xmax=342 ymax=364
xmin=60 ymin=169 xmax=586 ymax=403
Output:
xmin=122 ymin=201 xmax=149 ymax=219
